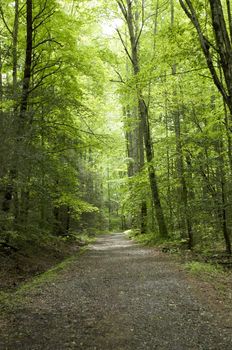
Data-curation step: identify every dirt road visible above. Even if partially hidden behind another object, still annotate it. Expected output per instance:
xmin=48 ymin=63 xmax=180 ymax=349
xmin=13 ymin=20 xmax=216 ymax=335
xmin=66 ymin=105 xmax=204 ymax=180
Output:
xmin=0 ymin=233 xmax=231 ymax=349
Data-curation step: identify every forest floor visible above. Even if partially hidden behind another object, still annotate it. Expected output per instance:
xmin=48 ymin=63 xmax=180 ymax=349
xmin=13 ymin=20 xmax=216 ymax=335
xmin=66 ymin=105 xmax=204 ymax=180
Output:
xmin=0 ymin=236 xmax=90 ymax=291
xmin=0 ymin=233 xmax=232 ymax=350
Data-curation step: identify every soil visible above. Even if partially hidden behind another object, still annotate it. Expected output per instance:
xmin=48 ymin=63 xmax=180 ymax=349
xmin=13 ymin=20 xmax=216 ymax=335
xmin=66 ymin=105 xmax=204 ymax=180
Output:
xmin=0 ymin=240 xmax=81 ymax=291
xmin=0 ymin=233 xmax=232 ymax=349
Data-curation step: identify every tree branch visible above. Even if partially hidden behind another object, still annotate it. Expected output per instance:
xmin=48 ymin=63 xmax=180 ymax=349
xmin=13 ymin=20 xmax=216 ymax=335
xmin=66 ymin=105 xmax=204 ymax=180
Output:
xmin=33 ymin=0 xmax=49 ymax=23
xmin=29 ymin=65 xmax=62 ymax=93
xmin=135 ymin=23 xmax=144 ymax=48
xmin=114 ymin=69 xmax=126 ymax=83
xmin=32 ymin=60 xmax=61 ymax=75
xmin=179 ymin=0 xmax=229 ymax=104
xmin=116 ymin=28 xmax=133 ymax=64
xmin=226 ymin=0 xmax=232 ymax=43
xmin=33 ymin=9 xmax=56 ymax=32
xmin=33 ymin=38 xmax=63 ymax=50
xmin=0 ymin=5 xmax=13 ymax=36
xmin=116 ymin=0 xmax=127 ymax=19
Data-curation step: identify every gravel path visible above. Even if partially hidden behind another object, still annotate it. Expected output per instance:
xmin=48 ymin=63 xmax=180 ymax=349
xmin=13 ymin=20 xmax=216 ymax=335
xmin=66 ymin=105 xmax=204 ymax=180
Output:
xmin=0 ymin=233 xmax=232 ymax=350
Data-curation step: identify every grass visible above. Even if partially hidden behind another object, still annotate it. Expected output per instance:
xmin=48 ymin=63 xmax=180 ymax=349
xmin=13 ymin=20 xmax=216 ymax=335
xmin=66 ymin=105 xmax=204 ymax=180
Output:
xmin=0 ymin=246 xmax=89 ymax=313
xmin=131 ymin=233 xmax=156 ymax=246
xmin=184 ymin=260 xmax=232 ymax=304
xmin=125 ymin=229 xmax=163 ymax=246
xmin=19 ymin=246 xmax=88 ymax=292
xmin=0 ymin=231 xmax=105 ymax=313
xmin=125 ymin=229 xmax=186 ymax=250
xmin=184 ymin=261 xmax=224 ymax=276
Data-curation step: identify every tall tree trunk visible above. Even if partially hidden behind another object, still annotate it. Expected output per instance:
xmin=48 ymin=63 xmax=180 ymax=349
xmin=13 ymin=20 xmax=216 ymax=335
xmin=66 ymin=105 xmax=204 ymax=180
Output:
xmin=220 ymin=175 xmax=231 ymax=255
xmin=2 ymin=1 xmax=19 ymax=215
xmin=179 ymin=0 xmax=232 ymax=115
xmin=0 ymin=43 xmax=3 ymax=182
xmin=53 ymin=206 xmax=60 ymax=235
xmin=138 ymin=113 xmax=147 ymax=234
xmin=0 ymin=43 xmax=2 ymax=108
xmin=118 ymin=0 xmax=168 ymax=238
xmin=66 ymin=206 xmax=71 ymax=235
xmin=208 ymin=0 xmax=232 ymax=108
xmin=215 ymin=140 xmax=231 ymax=255
xmin=223 ymin=102 xmax=232 ymax=173
xmin=173 ymin=108 xmax=193 ymax=248
xmin=164 ymin=85 xmax=173 ymax=227
xmin=107 ymin=166 xmax=111 ymax=231
xmin=1 ymin=37 xmax=9 ymax=214
xmin=14 ymin=0 xmax=33 ymax=226
xmin=139 ymin=99 xmax=168 ymax=237
xmin=20 ymin=190 xmax=30 ymax=226
xmin=125 ymin=106 xmax=139 ymax=177
xmin=124 ymin=80 xmax=147 ymax=231
xmin=19 ymin=0 xmax=33 ymax=122
xmin=13 ymin=0 xmax=19 ymax=100
xmin=171 ymin=2 xmax=193 ymax=248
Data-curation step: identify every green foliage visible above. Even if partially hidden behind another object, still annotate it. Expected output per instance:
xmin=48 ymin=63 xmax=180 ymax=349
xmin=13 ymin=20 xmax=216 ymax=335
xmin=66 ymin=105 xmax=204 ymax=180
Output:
xmin=184 ymin=261 xmax=224 ymax=275
xmin=128 ymin=231 xmax=157 ymax=246
xmin=0 ymin=0 xmax=232 ymax=257
xmin=111 ymin=0 xmax=232 ymax=253
xmin=0 ymin=0 xmax=113 ymax=251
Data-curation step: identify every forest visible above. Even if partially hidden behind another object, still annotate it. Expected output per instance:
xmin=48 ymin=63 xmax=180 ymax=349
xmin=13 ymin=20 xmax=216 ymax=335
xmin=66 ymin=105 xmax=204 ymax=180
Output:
xmin=0 ymin=0 xmax=232 ymax=279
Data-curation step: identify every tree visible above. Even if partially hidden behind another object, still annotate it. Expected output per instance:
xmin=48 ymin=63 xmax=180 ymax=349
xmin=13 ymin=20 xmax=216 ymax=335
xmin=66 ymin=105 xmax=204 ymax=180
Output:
xmin=179 ymin=0 xmax=232 ymax=116
xmin=117 ymin=0 xmax=168 ymax=238
xmin=0 ymin=0 xmax=112 ymax=250
xmin=179 ymin=0 xmax=231 ymax=254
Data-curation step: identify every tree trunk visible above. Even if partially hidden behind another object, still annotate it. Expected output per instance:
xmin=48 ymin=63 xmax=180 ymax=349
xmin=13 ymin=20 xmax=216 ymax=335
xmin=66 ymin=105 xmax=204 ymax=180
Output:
xmin=13 ymin=0 xmax=19 ymax=100
xmin=124 ymin=75 xmax=147 ymax=232
xmin=173 ymin=108 xmax=193 ymax=248
xmin=220 ymin=176 xmax=231 ymax=255
xmin=19 ymin=0 xmax=33 ymax=122
xmin=107 ymin=166 xmax=111 ymax=231
xmin=179 ymin=0 xmax=232 ymax=115
xmin=53 ymin=206 xmax=60 ymax=235
xmin=138 ymin=99 xmax=168 ymax=238
xmin=66 ymin=206 xmax=70 ymax=235
xmin=20 ymin=190 xmax=30 ymax=226
xmin=1 ymin=1 xmax=19 ymax=216
xmin=118 ymin=0 xmax=168 ymax=238
xmin=164 ymin=85 xmax=173 ymax=227
xmin=208 ymin=0 xmax=232 ymax=111
xmin=0 ymin=43 xmax=2 ymax=107
xmin=13 ymin=0 xmax=33 ymax=227
xmin=137 ymin=106 xmax=147 ymax=234
xmin=215 ymin=140 xmax=231 ymax=255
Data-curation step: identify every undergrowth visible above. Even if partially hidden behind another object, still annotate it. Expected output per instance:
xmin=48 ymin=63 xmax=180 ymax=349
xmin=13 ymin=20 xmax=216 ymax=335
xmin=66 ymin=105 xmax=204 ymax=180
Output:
xmin=184 ymin=261 xmax=232 ymax=300
xmin=126 ymin=230 xmax=157 ymax=246
xmin=184 ymin=261 xmax=224 ymax=275
xmin=125 ymin=229 xmax=186 ymax=249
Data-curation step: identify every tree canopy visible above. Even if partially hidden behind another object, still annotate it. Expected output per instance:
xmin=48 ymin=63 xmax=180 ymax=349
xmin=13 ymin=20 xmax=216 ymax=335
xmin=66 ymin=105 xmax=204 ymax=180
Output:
xmin=0 ymin=0 xmax=231 ymax=256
